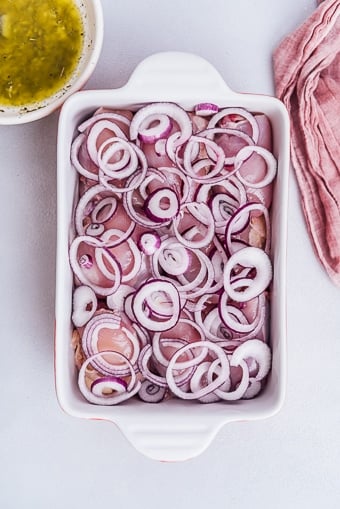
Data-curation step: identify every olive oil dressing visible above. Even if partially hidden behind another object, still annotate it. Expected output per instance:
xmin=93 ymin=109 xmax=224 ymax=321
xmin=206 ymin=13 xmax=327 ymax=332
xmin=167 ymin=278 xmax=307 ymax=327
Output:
xmin=0 ymin=0 xmax=84 ymax=106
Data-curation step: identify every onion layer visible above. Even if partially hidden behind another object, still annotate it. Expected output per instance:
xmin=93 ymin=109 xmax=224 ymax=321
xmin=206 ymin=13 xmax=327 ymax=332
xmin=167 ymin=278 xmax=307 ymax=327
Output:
xmin=69 ymin=102 xmax=276 ymax=406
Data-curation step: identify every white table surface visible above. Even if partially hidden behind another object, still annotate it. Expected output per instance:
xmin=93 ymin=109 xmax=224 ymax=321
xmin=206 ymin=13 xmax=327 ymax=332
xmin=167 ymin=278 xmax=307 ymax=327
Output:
xmin=1 ymin=0 xmax=340 ymax=507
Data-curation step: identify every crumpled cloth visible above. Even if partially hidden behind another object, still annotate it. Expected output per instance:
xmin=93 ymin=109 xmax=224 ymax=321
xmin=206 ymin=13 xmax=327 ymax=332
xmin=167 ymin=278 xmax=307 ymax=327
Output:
xmin=273 ymin=0 xmax=340 ymax=285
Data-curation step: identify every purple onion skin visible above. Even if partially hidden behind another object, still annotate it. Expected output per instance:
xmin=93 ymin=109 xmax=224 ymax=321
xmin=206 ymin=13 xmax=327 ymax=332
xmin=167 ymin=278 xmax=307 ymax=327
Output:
xmin=138 ymin=380 xmax=166 ymax=403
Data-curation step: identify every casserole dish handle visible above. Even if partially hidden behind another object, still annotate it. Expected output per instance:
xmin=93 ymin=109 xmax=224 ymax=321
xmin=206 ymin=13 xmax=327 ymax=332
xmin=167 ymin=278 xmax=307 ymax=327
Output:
xmin=119 ymin=416 xmax=225 ymax=462
xmin=124 ymin=51 xmax=234 ymax=101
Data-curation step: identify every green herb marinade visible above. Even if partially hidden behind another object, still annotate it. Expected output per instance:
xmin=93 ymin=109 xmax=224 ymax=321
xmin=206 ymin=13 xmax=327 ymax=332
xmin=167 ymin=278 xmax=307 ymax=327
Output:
xmin=0 ymin=0 xmax=84 ymax=106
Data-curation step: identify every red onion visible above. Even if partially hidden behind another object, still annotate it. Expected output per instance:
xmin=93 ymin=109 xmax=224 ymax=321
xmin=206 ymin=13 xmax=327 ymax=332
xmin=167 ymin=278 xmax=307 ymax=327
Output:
xmin=78 ymin=351 xmax=141 ymax=405
xmin=207 ymin=107 xmax=260 ymax=144
xmin=71 ymin=133 xmax=99 ymax=181
xmin=132 ymin=280 xmax=181 ymax=332
xmin=218 ymin=292 xmax=264 ymax=334
xmin=137 ymin=231 xmax=161 ymax=255
xmin=152 ymin=320 xmax=205 ymax=368
xmin=224 ymin=202 xmax=271 ymax=255
xmin=69 ymin=102 xmax=276 ymax=406
xmin=87 ymin=119 xmax=128 ymax=165
xmin=181 ymin=136 xmax=226 ymax=182
xmin=199 ymin=127 xmax=254 ymax=166
xmin=194 ymin=102 xmax=219 ymax=116
xmin=223 ymin=247 xmax=272 ymax=302
xmin=91 ymin=376 xmax=128 ymax=395
xmin=72 ymin=285 xmax=98 ymax=327
xmin=138 ymin=113 xmax=173 ymax=144
xmin=130 ymin=102 xmax=192 ymax=147
xmin=69 ymin=236 xmax=122 ymax=297
xmin=99 ymin=144 xmax=148 ymax=194
xmin=235 ymin=145 xmax=277 ymax=188
xmin=81 ymin=312 xmax=141 ymax=375
xmin=106 ymin=284 xmax=135 ymax=311
xmin=144 ymin=188 xmax=180 ymax=223
xmin=166 ymin=341 xmax=230 ymax=400
xmin=172 ymin=202 xmax=215 ymax=249
xmin=138 ymin=380 xmax=167 ymax=403
xmin=97 ymin=137 xmax=139 ymax=179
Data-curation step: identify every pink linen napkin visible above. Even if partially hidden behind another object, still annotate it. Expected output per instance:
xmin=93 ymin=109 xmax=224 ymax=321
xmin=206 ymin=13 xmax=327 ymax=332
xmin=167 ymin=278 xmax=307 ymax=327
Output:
xmin=273 ymin=0 xmax=340 ymax=285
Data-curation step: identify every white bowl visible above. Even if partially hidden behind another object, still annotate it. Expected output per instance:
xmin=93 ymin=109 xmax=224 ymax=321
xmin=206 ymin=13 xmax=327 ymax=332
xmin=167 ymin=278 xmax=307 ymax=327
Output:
xmin=55 ymin=51 xmax=290 ymax=462
xmin=0 ymin=0 xmax=103 ymax=125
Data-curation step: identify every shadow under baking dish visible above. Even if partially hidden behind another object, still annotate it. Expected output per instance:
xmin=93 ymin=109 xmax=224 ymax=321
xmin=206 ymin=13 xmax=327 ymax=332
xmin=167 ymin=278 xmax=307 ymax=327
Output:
xmin=55 ymin=52 xmax=290 ymax=462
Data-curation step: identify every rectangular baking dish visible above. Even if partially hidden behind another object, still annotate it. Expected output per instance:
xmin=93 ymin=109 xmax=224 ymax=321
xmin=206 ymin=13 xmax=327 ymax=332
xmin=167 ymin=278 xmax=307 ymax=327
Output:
xmin=55 ymin=51 xmax=290 ymax=462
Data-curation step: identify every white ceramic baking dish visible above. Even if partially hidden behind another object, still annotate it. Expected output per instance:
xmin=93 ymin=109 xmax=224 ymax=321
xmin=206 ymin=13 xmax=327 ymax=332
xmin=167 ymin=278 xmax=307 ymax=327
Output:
xmin=55 ymin=51 xmax=290 ymax=462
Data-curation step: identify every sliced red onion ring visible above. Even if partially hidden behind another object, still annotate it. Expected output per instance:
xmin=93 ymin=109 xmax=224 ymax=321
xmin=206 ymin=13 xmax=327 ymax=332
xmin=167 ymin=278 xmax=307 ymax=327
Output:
xmin=231 ymin=339 xmax=271 ymax=381
xmin=138 ymin=113 xmax=173 ymax=144
xmin=166 ymin=341 xmax=230 ymax=400
xmin=158 ymin=242 xmax=191 ymax=276
xmin=69 ymin=236 xmax=122 ymax=297
xmin=75 ymin=184 xmax=112 ymax=234
xmin=138 ymin=344 xmax=195 ymax=388
xmin=199 ymin=127 xmax=254 ymax=166
xmin=151 ymin=238 xmax=192 ymax=277
xmin=130 ymin=102 xmax=192 ymax=147
xmin=87 ymin=119 xmax=128 ymax=165
xmin=81 ymin=312 xmax=140 ymax=375
xmin=138 ymin=168 xmax=166 ymax=200
xmin=213 ymin=359 xmax=250 ymax=401
xmin=75 ymin=184 xmax=135 ymax=243
xmin=189 ymin=361 xmax=222 ymax=403
xmin=97 ymin=137 xmax=141 ymax=180
xmin=85 ymin=223 xmax=105 ymax=237
xmin=124 ymin=292 xmax=136 ymax=323
xmin=160 ymin=166 xmax=190 ymax=204
xmin=194 ymin=295 xmax=236 ymax=343
xmin=100 ymin=229 xmax=142 ymax=283
xmin=197 ymin=176 xmax=247 ymax=234
xmin=145 ymin=289 xmax=176 ymax=318
xmin=152 ymin=319 xmax=205 ymax=368
xmin=132 ymin=280 xmax=181 ymax=332
xmin=173 ymin=202 xmax=215 ymax=249
xmin=99 ymin=144 xmax=148 ymax=194
xmin=72 ymin=285 xmax=98 ymax=327
xmin=144 ymin=188 xmax=180 ymax=223
xmin=176 ymin=250 xmax=218 ymax=299
xmin=181 ymin=136 xmax=226 ymax=182
xmin=199 ymin=358 xmax=233 ymax=403
xmin=207 ymin=107 xmax=260 ymax=144
xmin=91 ymin=196 xmax=118 ymax=224
xmin=106 ymin=284 xmax=135 ymax=311
xmin=137 ymin=231 xmax=161 ymax=255
xmin=91 ymin=375 xmax=128 ymax=395
xmin=242 ymin=379 xmax=262 ymax=399
xmin=225 ymin=202 xmax=271 ymax=255
xmin=123 ymin=175 xmax=172 ymax=229
xmin=235 ymin=145 xmax=277 ymax=188
xmin=218 ymin=292 xmax=264 ymax=334
xmin=131 ymin=322 xmax=150 ymax=348
xmin=137 ymin=345 xmax=169 ymax=388
xmin=71 ymin=133 xmax=99 ymax=181
xmin=194 ymin=103 xmax=219 ymax=116
xmin=223 ymin=247 xmax=272 ymax=302
xmin=151 ymin=239 xmax=216 ymax=300
xmin=138 ymin=380 xmax=167 ymax=403
xmin=78 ymin=351 xmax=141 ymax=405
